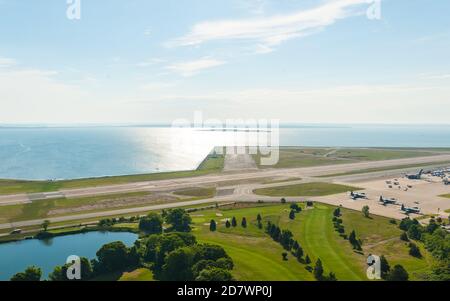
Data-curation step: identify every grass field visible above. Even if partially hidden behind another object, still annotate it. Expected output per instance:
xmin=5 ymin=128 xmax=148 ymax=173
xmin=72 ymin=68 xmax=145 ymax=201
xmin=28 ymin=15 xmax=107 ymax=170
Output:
xmin=197 ymin=153 xmax=225 ymax=171
xmin=253 ymin=148 xmax=351 ymax=169
xmin=174 ymin=187 xmax=216 ymax=198
xmin=440 ymin=194 xmax=450 ymax=199
xmin=254 ymin=182 xmax=360 ymax=197
xmin=119 ymin=268 xmax=154 ymax=281
xmin=191 ymin=203 xmax=435 ymax=281
xmin=253 ymin=147 xmax=438 ymax=169
xmin=0 ymin=191 xmax=189 ymax=223
xmin=0 ymin=153 xmax=225 ymax=196
xmin=319 ymin=161 xmax=450 ymax=178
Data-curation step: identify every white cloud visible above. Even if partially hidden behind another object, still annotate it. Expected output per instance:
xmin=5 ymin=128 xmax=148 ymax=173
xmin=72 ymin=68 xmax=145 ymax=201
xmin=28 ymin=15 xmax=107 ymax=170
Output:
xmin=136 ymin=58 xmax=166 ymax=67
xmin=165 ymin=58 xmax=226 ymax=77
xmin=144 ymin=27 xmax=152 ymax=36
xmin=149 ymin=83 xmax=450 ymax=123
xmin=0 ymin=57 xmax=17 ymax=68
xmin=420 ymin=73 xmax=450 ymax=80
xmin=140 ymin=82 xmax=175 ymax=91
xmin=169 ymin=0 xmax=366 ymax=49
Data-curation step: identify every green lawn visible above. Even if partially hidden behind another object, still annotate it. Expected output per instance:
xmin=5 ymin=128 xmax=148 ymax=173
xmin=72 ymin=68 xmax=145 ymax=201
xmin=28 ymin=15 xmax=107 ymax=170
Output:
xmin=197 ymin=153 xmax=225 ymax=171
xmin=192 ymin=204 xmax=314 ymax=281
xmin=253 ymin=147 xmax=438 ymax=169
xmin=174 ymin=187 xmax=216 ymax=198
xmin=119 ymin=268 xmax=154 ymax=281
xmin=332 ymin=148 xmax=433 ymax=161
xmin=0 ymin=191 xmax=175 ymax=223
xmin=440 ymin=194 xmax=450 ymax=199
xmin=254 ymin=182 xmax=360 ymax=197
xmin=319 ymin=161 xmax=450 ymax=178
xmin=253 ymin=148 xmax=351 ymax=169
xmin=191 ymin=203 xmax=434 ymax=281
xmin=0 ymin=149 xmax=226 ymax=196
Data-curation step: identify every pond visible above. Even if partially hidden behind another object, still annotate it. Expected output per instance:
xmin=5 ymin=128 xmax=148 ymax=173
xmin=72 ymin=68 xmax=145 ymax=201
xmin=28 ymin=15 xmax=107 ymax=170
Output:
xmin=0 ymin=231 xmax=138 ymax=281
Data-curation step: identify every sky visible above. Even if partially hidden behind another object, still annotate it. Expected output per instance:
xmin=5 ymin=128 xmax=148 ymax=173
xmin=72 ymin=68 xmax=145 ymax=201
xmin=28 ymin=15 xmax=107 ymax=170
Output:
xmin=0 ymin=0 xmax=449 ymax=124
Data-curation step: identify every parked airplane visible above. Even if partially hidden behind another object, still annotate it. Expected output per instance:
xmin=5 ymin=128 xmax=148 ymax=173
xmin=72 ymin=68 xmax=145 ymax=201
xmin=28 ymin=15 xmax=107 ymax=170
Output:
xmin=405 ymin=169 xmax=424 ymax=180
xmin=432 ymin=170 xmax=446 ymax=177
xmin=401 ymin=204 xmax=421 ymax=214
xmin=379 ymin=196 xmax=397 ymax=206
xmin=350 ymin=191 xmax=367 ymax=200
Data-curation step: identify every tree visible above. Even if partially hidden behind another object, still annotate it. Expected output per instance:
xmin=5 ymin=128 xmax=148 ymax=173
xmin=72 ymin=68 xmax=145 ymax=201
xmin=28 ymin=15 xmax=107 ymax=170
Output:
xmin=257 ymin=214 xmax=262 ymax=222
xmin=380 ymin=255 xmax=390 ymax=279
xmin=407 ymin=224 xmax=422 ymax=240
xmin=161 ymin=247 xmax=195 ymax=281
xmin=326 ymin=272 xmax=337 ymax=281
xmin=196 ymin=267 xmax=234 ymax=281
xmin=210 ymin=220 xmax=217 ymax=232
xmin=231 ymin=217 xmax=237 ymax=227
xmin=281 ymin=198 xmax=287 ymax=204
xmin=290 ymin=203 xmax=301 ymax=212
xmin=95 ymin=241 xmax=130 ymax=272
xmin=400 ymin=232 xmax=409 ymax=242
xmin=165 ymin=208 xmax=192 ymax=232
xmin=313 ymin=259 xmax=324 ymax=280
xmin=387 ymin=265 xmax=409 ymax=281
xmin=49 ymin=257 xmax=93 ymax=281
xmin=280 ymin=230 xmax=294 ymax=250
xmin=305 ymin=255 xmax=311 ymax=265
xmin=349 ymin=230 xmax=362 ymax=250
xmin=426 ymin=219 xmax=439 ymax=234
xmin=41 ymin=220 xmax=50 ymax=232
xmin=10 ymin=266 xmax=42 ymax=281
xmin=241 ymin=217 xmax=247 ymax=228
xmin=333 ymin=208 xmax=341 ymax=217
xmin=225 ymin=220 xmax=231 ymax=228
xmin=408 ymin=243 xmax=422 ymax=258
xmin=282 ymin=252 xmax=288 ymax=261
xmin=289 ymin=210 xmax=296 ymax=220
xmin=216 ymin=257 xmax=234 ymax=270
xmin=257 ymin=221 xmax=263 ymax=229
xmin=139 ymin=212 xmax=163 ymax=234
xmin=362 ymin=206 xmax=370 ymax=218
xmin=294 ymin=246 xmax=304 ymax=260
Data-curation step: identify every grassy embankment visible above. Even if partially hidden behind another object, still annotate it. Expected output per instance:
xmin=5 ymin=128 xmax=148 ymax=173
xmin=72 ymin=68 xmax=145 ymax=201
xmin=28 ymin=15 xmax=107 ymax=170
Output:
xmin=192 ymin=203 xmax=436 ymax=281
xmin=253 ymin=182 xmax=361 ymax=197
xmin=253 ymin=147 xmax=440 ymax=169
xmin=0 ymin=153 xmax=224 ymax=195
xmin=318 ymin=161 xmax=450 ymax=178
xmin=0 ymin=186 xmax=218 ymax=225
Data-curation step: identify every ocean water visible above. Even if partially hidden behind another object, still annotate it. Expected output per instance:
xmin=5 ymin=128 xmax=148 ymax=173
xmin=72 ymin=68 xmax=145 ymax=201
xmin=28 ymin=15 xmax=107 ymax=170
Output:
xmin=0 ymin=125 xmax=449 ymax=180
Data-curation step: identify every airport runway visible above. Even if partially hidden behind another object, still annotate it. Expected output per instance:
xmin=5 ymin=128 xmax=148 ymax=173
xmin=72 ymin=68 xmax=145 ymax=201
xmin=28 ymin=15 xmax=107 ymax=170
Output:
xmin=0 ymin=154 xmax=449 ymax=230
xmin=1 ymin=154 xmax=450 ymax=206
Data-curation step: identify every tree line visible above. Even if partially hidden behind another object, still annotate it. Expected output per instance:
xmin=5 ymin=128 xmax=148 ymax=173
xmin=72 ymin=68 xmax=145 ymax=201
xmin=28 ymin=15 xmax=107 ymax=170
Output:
xmin=10 ymin=208 xmax=234 ymax=282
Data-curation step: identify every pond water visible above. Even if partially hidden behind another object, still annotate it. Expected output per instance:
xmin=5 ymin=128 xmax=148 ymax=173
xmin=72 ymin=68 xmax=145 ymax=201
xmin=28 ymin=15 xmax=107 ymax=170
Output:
xmin=0 ymin=231 xmax=138 ymax=281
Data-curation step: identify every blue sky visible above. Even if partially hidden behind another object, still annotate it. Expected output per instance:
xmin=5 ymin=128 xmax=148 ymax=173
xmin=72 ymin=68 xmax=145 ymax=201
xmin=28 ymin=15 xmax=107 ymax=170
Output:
xmin=0 ymin=0 xmax=449 ymax=124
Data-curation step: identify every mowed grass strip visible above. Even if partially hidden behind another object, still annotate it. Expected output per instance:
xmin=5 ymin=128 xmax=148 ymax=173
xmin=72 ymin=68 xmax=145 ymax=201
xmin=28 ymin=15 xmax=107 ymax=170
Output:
xmin=0 ymin=191 xmax=163 ymax=223
xmin=119 ymin=268 xmax=154 ymax=281
xmin=331 ymin=148 xmax=433 ymax=161
xmin=174 ymin=187 xmax=216 ymax=198
xmin=0 ymin=150 xmax=226 ymax=196
xmin=282 ymin=205 xmax=365 ymax=280
xmin=254 ymin=182 xmax=360 ymax=197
